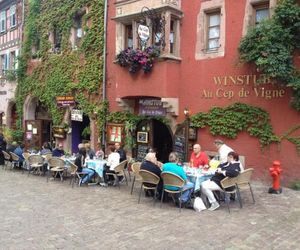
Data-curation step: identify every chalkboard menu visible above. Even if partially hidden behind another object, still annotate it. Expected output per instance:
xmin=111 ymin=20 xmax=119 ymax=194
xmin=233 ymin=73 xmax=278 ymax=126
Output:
xmin=136 ymin=144 xmax=149 ymax=162
xmin=174 ymin=135 xmax=186 ymax=163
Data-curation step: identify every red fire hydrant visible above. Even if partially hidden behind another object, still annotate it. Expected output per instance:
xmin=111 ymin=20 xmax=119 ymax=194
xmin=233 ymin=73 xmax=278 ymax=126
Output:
xmin=268 ymin=160 xmax=282 ymax=194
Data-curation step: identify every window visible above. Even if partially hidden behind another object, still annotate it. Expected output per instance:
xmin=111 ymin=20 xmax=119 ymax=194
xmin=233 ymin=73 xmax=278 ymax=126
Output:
xmin=53 ymin=27 xmax=62 ymax=53
xmin=170 ymin=19 xmax=175 ymax=54
xmin=254 ymin=3 xmax=269 ymax=24
xmin=74 ymin=15 xmax=83 ymax=46
xmin=207 ymin=12 xmax=220 ymax=51
xmin=0 ymin=10 xmax=6 ymax=32
xmin=125 ymin=24 xmax=133 ymax=49
xmin=10 ymin=5 xmax=16 ymax=28
xmin=1 ymin=54 xmax=9 ymax=73
xmin=10 ymin=51 xmax=16 ymax=69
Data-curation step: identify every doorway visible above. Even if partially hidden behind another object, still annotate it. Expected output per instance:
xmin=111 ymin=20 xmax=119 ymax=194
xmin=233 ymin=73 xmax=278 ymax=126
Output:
xmin=71 ymin=114 xmax=90 ymax=153
xmin=136 ymin=119 xmax=173 ymax=163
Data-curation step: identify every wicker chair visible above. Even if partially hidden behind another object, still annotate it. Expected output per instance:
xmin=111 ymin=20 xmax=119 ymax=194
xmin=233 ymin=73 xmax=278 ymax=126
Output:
xmin=22 ymin=152 xmax=30 ymax=171
xmin=47 ymin=157 xmax=65 ymax=182
xmin=220 ymin=175 xmax=241 ymax=213
xmin=10 ymin=152 xmax=20 ymax=170
xmin=160 ymin=172 xmax=185 ymax=212
xmin=130 ymin=162 xmax=142 ymax=195
xmin=3 ymin=151 xmax=11 ymax=170
xmin=236 ymin=168 xmax=255 ymax=207
xmin=28 ymin=155 xmax=44 ymax=176
xmin=138 ymin=170 xmax=160 ymax=205
xmin=105 ymin=160 xmax=128 ymax=189
xmin=66 ymin=160 xmax=87 ymax=187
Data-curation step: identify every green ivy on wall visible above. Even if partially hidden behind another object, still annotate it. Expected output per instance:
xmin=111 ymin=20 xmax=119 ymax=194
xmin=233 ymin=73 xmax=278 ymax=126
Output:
xmin=190 ymin=103 xmax=279 ymax=147
xmin=16 ymin=0 xmax=106 ymax=135
xmin=239 ymin=0 xmax=300 ymax=111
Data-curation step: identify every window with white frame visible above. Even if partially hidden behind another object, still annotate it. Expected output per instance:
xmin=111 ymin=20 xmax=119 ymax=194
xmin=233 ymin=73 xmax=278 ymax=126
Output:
xmin=125 ymin=24 xmax=133 ymax=49
xmin=0 ymin=10 xmax=6 ymax=32
xmin=10 ymin=5 xmax=16 ymax=28
xmin=1 ymin=54 xmax=9 ymax=73
xmin=206 ymin=11 xmax=221 ymax=51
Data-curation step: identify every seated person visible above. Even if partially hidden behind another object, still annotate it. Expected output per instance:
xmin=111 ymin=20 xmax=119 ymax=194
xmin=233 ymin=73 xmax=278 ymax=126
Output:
xmin=75 ymin=147 xmax=95 ymax=185
xmin=13 ymin=143 xmax=25 ymax=166
xmin=115 ymin=142 xmax=126 ymax=162
xmin=52 ymin=143 xmax=65 ymax=157
xmin=85 ymin=143 xmax=95 ymax=160
xmin=40 ymin=142 xmax=52 ymax=155
xmin=201 ymin=151 xmax=241 ymax=211
xmin=162 ymin=152 xmax=195 ymax=204
xmin=95 ymin=142 xmax=104 ymax=159
xmin=190 ymin=144 xmax=209 ymax=169
xmin=7 ymin=141 xmax=17 ymax=153
xmin=103 ymin=145 xmax=120 ymax=185
xmin=140 ymin=152 xmax=163 ymax=197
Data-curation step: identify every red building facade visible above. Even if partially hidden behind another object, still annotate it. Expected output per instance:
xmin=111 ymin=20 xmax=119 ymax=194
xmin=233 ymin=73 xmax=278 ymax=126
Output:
xmin=106 ymin=0 xmax=300 ymax=183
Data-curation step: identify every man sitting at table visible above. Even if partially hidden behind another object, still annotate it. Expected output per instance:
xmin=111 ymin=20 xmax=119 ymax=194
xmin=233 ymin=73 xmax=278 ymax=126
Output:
xmin=52 ymin=143 xmax=65 ymax=157
xmin=201 ymin=151 xmax=241 ymax=211
xmin=162 ymin=152 xmax=194 ymax=205
xmin=190 ymin=144 xmax=209 ymax=169
xmin=140 ymin=152 xmax=163 ymax=197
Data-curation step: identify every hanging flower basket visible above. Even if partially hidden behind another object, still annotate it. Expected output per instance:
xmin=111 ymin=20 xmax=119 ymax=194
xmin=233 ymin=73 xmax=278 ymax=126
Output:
xmin=115 ymin=46 xmax=160 ymax=74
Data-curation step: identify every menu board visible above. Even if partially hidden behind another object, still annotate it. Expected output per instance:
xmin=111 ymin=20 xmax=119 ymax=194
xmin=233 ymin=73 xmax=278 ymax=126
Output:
xmin=136 ymin=144 xmax=148 ymax=162
xmin=174 ymin=135 xmax=185 ymax=163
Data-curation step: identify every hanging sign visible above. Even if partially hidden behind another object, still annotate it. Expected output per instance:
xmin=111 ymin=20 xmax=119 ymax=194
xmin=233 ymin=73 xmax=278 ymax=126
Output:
xmin=71 ymin=109 xmax=83 ymax=122
xmin=138 ymin=24 xmax=150 ymax=41
xmin=56 ymin=96 xmax=75 ymax=107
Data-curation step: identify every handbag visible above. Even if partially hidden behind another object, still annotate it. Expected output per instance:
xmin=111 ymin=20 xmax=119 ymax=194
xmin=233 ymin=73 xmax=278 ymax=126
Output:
xmin=193 ymin=197 xmax=206 ymax=212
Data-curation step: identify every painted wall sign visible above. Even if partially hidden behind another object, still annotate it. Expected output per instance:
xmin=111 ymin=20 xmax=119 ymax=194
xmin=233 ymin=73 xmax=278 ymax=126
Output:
xmin=139 ymin=99 xmax=166 ymax=116
xmin=200 ymin=74 xmax=286 ymax=100
xmin=56 ymin=96 xmax=75 ymax=107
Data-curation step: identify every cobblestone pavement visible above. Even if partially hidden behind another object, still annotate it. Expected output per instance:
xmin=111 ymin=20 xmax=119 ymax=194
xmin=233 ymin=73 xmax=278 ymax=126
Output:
xmin=0 ymin=168 xmax=299 ymax=250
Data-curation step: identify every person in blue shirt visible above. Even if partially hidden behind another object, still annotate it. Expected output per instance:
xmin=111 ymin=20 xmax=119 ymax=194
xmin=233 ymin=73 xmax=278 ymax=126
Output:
xmin=13 ymin=143 xmax=25 ymax=166
xmin=162 ymin=152 xmax=194 ymax=204
xmin=52 ymin=143 xmax=65 ymax=157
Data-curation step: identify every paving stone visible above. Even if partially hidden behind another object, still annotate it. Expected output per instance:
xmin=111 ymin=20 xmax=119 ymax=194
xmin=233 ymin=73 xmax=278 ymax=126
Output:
xmin=0 ymin=168 xmax=299 ymax=249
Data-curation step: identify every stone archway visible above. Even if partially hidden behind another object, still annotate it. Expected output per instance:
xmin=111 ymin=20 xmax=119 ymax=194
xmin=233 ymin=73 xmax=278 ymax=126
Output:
xmin=23 ymin=95 xmax=38 ymax=121
xmin=5 ymin=100 xmax=17 ymax=129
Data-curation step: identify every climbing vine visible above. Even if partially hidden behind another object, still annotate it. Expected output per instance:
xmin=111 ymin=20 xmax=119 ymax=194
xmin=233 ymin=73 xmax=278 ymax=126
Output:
xmin=190 ymin=103 xmax=279 ymax=147
xmin=15 ymin=0 xmax=106 ymax=137
xmin=239 ymin=0 xmax=300 ymax=111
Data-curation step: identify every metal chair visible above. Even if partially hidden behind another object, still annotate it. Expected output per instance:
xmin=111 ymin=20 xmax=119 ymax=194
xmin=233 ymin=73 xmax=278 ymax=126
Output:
xmin=130 ymin=162 xmax=142 ymax=194
xmin=10 ymin=152 xmax=20 ymax=170
xmin=28 ymin=155 xmax=44 ymax=176
xmin=138 ymin=170 xmax=160 ymax=205
xmin=160 ymin=172 xmax=185 ymax=212
xmin=236 ymin=168 xmax=255 ymax=207
xmin=3 ymin=151 xmax=11 ymax=170
xmin=105 ymin=160 xmax=128 ymax=189
xmin=220 ymin=175 xmax=241 ymax=213
xmin=47 ymin=157 xmax=65 ymax=182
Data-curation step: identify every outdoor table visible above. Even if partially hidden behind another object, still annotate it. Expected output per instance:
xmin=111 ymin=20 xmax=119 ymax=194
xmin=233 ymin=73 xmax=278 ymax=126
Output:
xmin=85 ymin=159 xmax=107 ymax=178
xmin=184 ymin=165 xmax=214 ymax=192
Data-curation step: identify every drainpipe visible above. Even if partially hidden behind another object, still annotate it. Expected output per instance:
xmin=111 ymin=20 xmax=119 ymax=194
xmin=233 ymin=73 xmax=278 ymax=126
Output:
xmin=101 ymin=0 xmax=108 ymax=149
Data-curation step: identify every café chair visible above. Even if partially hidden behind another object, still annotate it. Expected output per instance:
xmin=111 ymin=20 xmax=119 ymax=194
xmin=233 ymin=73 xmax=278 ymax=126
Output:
xmin=220 ymin=175 xmax=240 ymax=213
xmin=10 ymin=152 xmax=20 ymax=170
xmin=236 ymin=168 xmax=255 ymax=207
xmin=138 ymin=170 xmax=160 ymax=205
xmin=22 ymin=152 xmax=31 ymax=172
xmin=66 ymin=160 xmax=88 ymax=187
xmin=28 ymin=155 xmax=44 ymax=176
xmin=105 ymin=160 xmax=128 ymax=189
xmin=2 ymin=151 xmax=11 ymax=170
xmin=160 ymin=172 xmax=185 ymax=212
xmin=130 ymin=162 xmax=142 ymax=195
xmin=47 ymin=157 xmax=65 ymax=182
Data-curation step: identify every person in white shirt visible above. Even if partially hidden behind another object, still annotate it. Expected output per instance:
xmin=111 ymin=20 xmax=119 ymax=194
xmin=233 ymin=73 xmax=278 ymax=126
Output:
xmin=214 ymin=139 xmax=234 ymax=164
xmin=103 ymin=145 xmax=120 ymax=184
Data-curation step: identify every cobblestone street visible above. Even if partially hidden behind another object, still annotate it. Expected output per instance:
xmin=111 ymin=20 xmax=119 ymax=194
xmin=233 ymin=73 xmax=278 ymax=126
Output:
xmin=0 ymin=168 xmax=299 ymax=250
